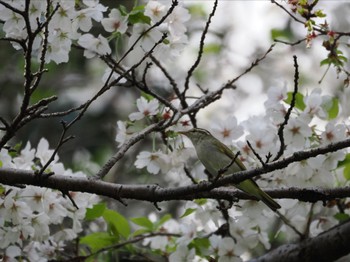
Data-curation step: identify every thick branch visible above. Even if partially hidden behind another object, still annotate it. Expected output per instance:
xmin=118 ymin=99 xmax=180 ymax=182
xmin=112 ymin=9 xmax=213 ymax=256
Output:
xmin=250 ymin=219 xmax=350 ymax=262
xmin=95 ymin=121 xmax=165 ymax=179
xmin=1 ymin=168 xmax=350 ymax=204
xmin=218 ymin=138 xmax=350 ymax=187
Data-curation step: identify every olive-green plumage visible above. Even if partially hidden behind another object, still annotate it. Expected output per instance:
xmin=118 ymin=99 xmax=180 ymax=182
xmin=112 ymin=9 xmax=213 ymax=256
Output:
xmin=180 ymin=128 xmax=280 ymax=211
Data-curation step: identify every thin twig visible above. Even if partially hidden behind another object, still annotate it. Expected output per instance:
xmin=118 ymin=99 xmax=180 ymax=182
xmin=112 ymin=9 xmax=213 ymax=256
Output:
xmin=247 ymin=141 xmax=266 ymax=166
xmin=271 ymin=0 xmax=305 ymax=24
xmin=274 ymin=38 xmax=307 ymax=46
xmin=149 ymin=54 xmax=182 ymax=99
xmin=115 ymin=0 xmax=178 ymax=66
xmin=95 ymin=121 xmax=165 ymax=179
xmin=36 ymin=121 xmax=75 ymax=176
xmin=224 ymin=44 xmax=275 ymax=89
xmin=273 ymin=55 xmax=299 ymax=161
xmin=276 ymin=210 xmax=304 ymax=239
xmin=183 ymin=0 xmax=218 ymax=94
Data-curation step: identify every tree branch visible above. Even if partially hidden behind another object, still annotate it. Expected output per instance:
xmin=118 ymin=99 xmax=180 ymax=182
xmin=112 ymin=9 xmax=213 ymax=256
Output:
xmin=250 ymin=219 xmax=350 ymax=262
xmin=1 ymin=167 xmax=350 ymax=205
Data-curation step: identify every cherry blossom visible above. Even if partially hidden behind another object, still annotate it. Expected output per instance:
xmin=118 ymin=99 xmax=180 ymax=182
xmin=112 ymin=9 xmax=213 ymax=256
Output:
xmin=211 ymin=116 xmax=244 ymax=145
xmin=145 ymin=0 xmax=167 ymax=23
xmin=78 ymin=34 xmax=111 ymax=58
xmin=168 ymin=245 xmax=196 ymax=262
xmin=217 ymin=237 xmax=243 ymax=262
xmin=101 ymin=8 xmax=128 ymax=33
xmin=284 ymin=116 xmax=312 ymax=150
xmin=115 ymin=120 xmax=132 ymax=146
xmin=135 ymin=150 xmax=170 ymax=174
xmin=129 ymin=97 xmax=160 ymax=121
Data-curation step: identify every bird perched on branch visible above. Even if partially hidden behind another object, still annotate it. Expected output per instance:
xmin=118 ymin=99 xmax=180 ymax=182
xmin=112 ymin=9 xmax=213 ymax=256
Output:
xmin=179 ymin=128 xmax=281 ymax=211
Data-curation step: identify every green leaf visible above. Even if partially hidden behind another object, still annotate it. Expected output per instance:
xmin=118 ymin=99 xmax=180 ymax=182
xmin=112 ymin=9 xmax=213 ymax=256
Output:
xmin=128 ymin=5 xmax=151 ymax=25
xmin=103 ymin=209 xmax=130 ymax=238
xmin=85 ymin=203 xmax=106 ymax=220
xmin=141 ymin=92 xmax=155 ymax=101
xmin=119 ymin=5 xmax=128 ymax=16
xmin=334 ymin=212 xmax=350 ymax=222
xmin=315 ymin=9 xmax=326 ymax=18
xmin=271 ymin=28 xmax=293 ymax=41
xmin=188 ymin=238 xmax=210 ymax=255
xmin=132 ymin=228 xmax=152 ymax=236
xmin=338 ymin=153 xmax=350 ymax=168
xmin=320 ymin=58 xmax=330 ymax=66
xmin=325 ymin=97 xmax=339 ymax=119
xmin=338 ymin=55 xmax=348 ymax=62
xmin=203 ymin=43 xmax=221 ymax=54
xmin=285 ymin=92 xmax=306 ymax=111
xmin=194 ymin=199 xmax=207 ymax=206
xmin=0 ymin=185 xmax=5 ymax=194
xmin=80 ymin=232 xmax=118 ymax=253
xmin=7 ymin=142 xmax=22 ymax=158
xmin=343 ymin=164 xmax=350 ymax=181
xmin=154 ymin=214 xmax=171 ymax=229
xmin=180 ymin=208 xmax=197 ymax=218
xmin=187 ymin=4 xmax=207 ymax=18
xmin=131 ymin=217 xmax=154 ymax=230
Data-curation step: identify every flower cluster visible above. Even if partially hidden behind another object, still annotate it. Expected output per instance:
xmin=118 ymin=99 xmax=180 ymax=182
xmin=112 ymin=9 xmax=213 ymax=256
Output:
xmin=0 ymin=0 xmax=190 ymax=66
xmin=0 ymin=0 xmax=111 ymax=63
xmin=125 ymin=86 xmax=350 ymax=260
xmin=0 ymin=139 xmax=98 ymax=261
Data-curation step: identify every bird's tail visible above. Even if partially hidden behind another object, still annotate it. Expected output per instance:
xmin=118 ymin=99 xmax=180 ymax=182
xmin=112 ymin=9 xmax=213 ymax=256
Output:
xmin=256 ymin=187 xmax=281 ymax=211
xmin=236 ymin=179 xmax=281 ymax=211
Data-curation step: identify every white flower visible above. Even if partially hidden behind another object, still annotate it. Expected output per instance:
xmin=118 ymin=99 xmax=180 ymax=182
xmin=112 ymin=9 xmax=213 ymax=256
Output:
xmin=169 ymin=245 xmax=195 ymax=262
xmin=78 ymin=34 xmax=111 ymax=58
xmin=36 ymin=138 xmax=58 ymax=166
xmin=153 ymin=33 xmax=188 ymax=61
xmin=243 ymin=116 xmax=279 ymax=157
xmin=284 ymin=117 xmax=312 ymax=150
xmin=126 ymin=24 xmax=163 ymax=66
xmin=166 ymin=5 xmax=190 ymax=37
xmin=266 ymin=85 xmax=288 ymax=104
xmin=129 ymin=97 xmax=159 ymax=121
xmin=31 ymin=213 xmax=50 ymax=241
xmin=211 ymin=116 xmax=244 ymax=145
xmin=228 ymin=215 xmax=262 ymax=250
xmin=0 ymin=148 xmax=15 ymax=168
xmin=101 ymin=8 xmax=128 ymax=33
xmin=209 ymin=234 xmax=221 ymax=257
xmin=1 ymin=10 xmax=25 ymax=36
xmin=75 ymin=6 xmax=105 ymax=32
xmin=45 ymin=27 xmax=74 ymax=64
xmin=321 ymin=121 xmax=346 ymax=144
xmin=303 ymin=88 xmax=327 ymax=120
xmin=50 ymin=1 xmax=76 ymax=30
xmin=145 ymin=1 xmax=167 ymax=23
xmin=115 ymin=121 xmax=132 ymax=146
xmin=46 ymin=40 xmax=71 ymax=64
xmin=3 ymin=245 xmax=21 ymax=261
xmin=218 ymin=237 xmax=243 ymax=262
xmin=2 ymin=190 xmax=32 ymax=225
xmin=135 ymin=150 xmax=169 ymax=174
xmin=176 ymin=222 xmax=198 ymax=246
xmin=265 ymin=86 xmax=288 ymax=124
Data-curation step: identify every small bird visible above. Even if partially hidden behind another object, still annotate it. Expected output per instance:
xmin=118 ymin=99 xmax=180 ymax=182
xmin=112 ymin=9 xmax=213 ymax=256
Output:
xmin=179 ymin=128 xmax=281 ymax=211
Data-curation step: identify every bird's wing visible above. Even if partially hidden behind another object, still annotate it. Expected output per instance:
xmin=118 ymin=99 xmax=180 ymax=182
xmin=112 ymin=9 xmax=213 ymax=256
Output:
xmin=214 ymin=138 xmax=246 ymax=171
